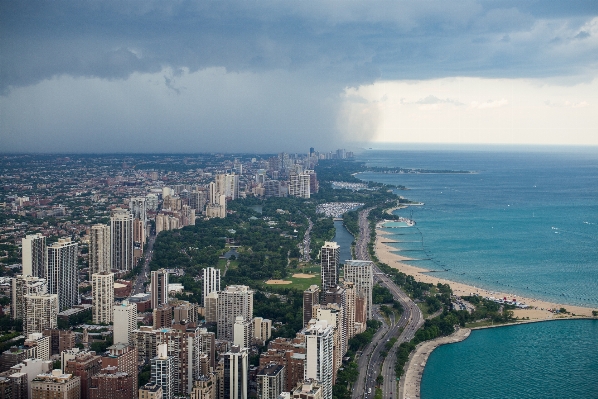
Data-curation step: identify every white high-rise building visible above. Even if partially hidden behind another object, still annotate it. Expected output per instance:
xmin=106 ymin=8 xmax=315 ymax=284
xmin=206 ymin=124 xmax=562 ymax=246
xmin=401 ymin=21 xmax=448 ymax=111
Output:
xmin=288 ymin=173 xmax=310 ymax=198
xmin=90 ymin=224 xmax=111 ymax=278
xmin=25 ymin=293 xmax=58 ymax=336
xmin=22 ymin=233 xmax=47 ymax=278
xmin=203 ymin=267 xmax=220 ymax=305
xmin=92 ymin=272 xmax=114 ymax=324
xmin=111 ymin=207 xmax=134 ymax=271
xmin=151 ymin=269 xmax=169 ymax=309
xmin=343 ymin=260 xmax=373 ymax=320
xmin=222 ymin=345 xmax=249 ymax=399
xmin=313 ymin=304 xmax=345 ymax=382
xmin=342 ymin=281 xmax=357 ymax=340
xmin=151 ymin=343 xmax=174 ymax=399
xmin=233 ymin=316 xmax=252 ymax=349
xmin=47 ymin=238 xmax=78 ymax=311
xmin=11 ymin=275 xmax=47 ymax=320
xmin=217 ymin=285 xmax=254 ymax=342
xmin=113 ymin=301 xmax=137 ymax=345
xmin=320 ymin=242 xmax=340 ymax=294
xmin=304 ymin=320 xmax=334 ymax=399
xmin=216 ymin=174 xmax=239 ymax=200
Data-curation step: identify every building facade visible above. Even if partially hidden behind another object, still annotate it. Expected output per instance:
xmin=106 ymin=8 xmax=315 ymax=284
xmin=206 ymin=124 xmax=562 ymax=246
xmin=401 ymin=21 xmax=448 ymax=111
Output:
xmin=47 ymin=238 xmax=78 ymax=312
xmin=92 ymin=272 xmax=114 ymax=324
xmin=217 ymin=286 xmax=254 ymax=342
xmin=110 ymin=208 xmax=134 ymax=272
xmin=151 ymin=269 xmax=169 ymax=309
xmin=22 ymin=233 xmax=46 ymax=278
xmin=89 ymin=224 xmax=111 ymax=278
xmin=320 ymin=242 xmax=340 ymax=295
xmin=343 ymin=261 xmax=373 ymax=320
xmin=202 ymin=267 xmax=220 ymax=306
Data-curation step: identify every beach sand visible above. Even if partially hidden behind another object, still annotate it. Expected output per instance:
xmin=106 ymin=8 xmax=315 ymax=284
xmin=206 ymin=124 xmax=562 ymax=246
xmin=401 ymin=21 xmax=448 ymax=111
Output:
xmin=265 ymin=279 xmax=292 ymax=285
xmin=375 ymin=227 xmax=595 ymax=318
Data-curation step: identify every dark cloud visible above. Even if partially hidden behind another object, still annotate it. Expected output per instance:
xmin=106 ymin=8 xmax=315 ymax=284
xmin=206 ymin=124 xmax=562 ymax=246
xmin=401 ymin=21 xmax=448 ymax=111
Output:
xmin=1 ymin=1 xmax=597 ymax=152
xmin=2 ymin=1 xmax=598 ymax=93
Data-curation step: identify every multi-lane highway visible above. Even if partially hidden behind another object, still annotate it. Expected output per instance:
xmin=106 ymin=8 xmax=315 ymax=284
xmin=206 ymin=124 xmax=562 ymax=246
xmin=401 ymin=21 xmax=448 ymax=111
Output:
xmin=351 ymin=208 xmax=423 ymax=399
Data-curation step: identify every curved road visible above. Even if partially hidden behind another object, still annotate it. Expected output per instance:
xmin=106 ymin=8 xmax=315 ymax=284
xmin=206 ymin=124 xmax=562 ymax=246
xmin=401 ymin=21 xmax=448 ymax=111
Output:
xmin=352 ymin=208 xmax=423 ymax=399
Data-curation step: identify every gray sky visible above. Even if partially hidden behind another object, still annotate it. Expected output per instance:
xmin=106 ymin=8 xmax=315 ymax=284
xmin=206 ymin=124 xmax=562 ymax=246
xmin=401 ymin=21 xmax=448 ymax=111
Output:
xmin=1 ymin=1 xmax=598 ymax=153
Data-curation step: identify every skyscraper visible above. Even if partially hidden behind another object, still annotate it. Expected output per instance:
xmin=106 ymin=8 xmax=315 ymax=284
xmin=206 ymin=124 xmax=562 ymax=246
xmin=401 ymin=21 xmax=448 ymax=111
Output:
xmin=113 ymin=302 xmax=137 ymax=345
xmin=47 ymin=238 xmax=78 ymax=311
xmin=233 ymin=316 xmax=252 ymax=349
xmin=304 ymin=320 xmax=334 ymax=399
xmin=222 ymin=345 xmax=249 ymax=399
xmin=320 ymin=242 xmax=340 ymax=295
xmin=151 ymin=269 xmax=169 ymax=309
xmin=22 ymin=233 xmax=46 ymax=278
xmin=288 ymin=172 xmax=310 ymax=198
xmin=256 ymin=364 xmax=285 ymax=399
xmin=203 ymin=267 xmax=220 ymax=306
xmin=151 ymin=344 xmax=174 ymax=399
xmin=110 ymin=208 xmax=134 ymax=272
xmin=217 ymin=285 xmax=254 ymax=342
xmin=303 ymin=285 xmax=320 ymax=327
xmin=25 ymin=294 xmax=58 ymax=336
xmin=90 ymin=224 xmax=111 ymax=278
xmin=313 ymin=304 xmax=345 ymax=383
xmin=92 ymin=272 xmax=114 ymax=324
xmin=343 ymin=260 xmax=373 ymax=320
xmin=11 ymin=275 xmax=47 ymax=320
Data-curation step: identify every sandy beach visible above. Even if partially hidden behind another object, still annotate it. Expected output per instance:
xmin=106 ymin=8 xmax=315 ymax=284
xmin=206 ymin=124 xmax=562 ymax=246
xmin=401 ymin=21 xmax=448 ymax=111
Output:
xmin=375 ymin=226 xmax=595 ymax=318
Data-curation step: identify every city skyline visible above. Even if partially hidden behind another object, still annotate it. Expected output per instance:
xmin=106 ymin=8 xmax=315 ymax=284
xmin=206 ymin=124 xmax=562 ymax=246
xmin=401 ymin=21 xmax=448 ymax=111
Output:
xmin=1 ymin=2 xmax=598 ymax=153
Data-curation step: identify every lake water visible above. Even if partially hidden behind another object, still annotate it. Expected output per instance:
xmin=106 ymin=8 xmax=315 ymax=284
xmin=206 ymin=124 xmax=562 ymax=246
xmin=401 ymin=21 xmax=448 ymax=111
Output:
xmin=357 ymin=148 xmax=598 ymax=308
xmin=333 ymin=220 xmax=355 ymax=264
xmin=421 ymin=319 xmax=598 ymax=399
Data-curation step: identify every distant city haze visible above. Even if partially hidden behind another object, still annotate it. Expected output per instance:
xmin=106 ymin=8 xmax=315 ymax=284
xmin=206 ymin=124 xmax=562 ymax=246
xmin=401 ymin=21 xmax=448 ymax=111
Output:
xmin=1 ymin=2 xmax=598 ymax=152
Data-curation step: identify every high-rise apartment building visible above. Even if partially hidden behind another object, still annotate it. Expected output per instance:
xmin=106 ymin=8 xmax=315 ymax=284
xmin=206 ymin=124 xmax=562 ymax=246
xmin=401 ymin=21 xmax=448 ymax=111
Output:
xmin=22 ymin=233 xmax=46 ymax=278
xmin=92 ymin=272 xmax=114 ymax=324
xmin=151 ymin=344 xmax=174 ymax=399
xmin=303 ymin=285 xmax=320 ymax=327
xmin=202 ymin=267 xmax=220 ymax=306
xmin=47 ymin=238 xmax=78 ymax=312
xmin=151 ymin=269 xmax=169 ymax=309
xmin=288 ymin=173 xmax=310 ymax=198
xmin=342 ymin=282 xmax=356 ymax=341
xmin=11 ymin=275 xmax=47 ymax=320
xmin=204 ymin=292 xmax=218 ymax=323
xmin=217 ymin=285 xmax=254 ymax=342
xmin=253 ymin=317 xmax=272 ymax=344
xmin=320 ymin=242 xmax=340 ymax=295
xmin=313 ymin=304 xmax=345 ymax=383
xmin=129 ymin=197 xmax=147 ymax=223
xmin=89 ymin=224 xmax=111 ymax=278
xmin=102 ymin=344 xmax=138 ymax=399
xmin=113 ymin=302 xmax=137 ymax=345
xmin=215 ymin=173 xmax=239 ymax=200
xmin=303 ymin=321 xmax=334 ymax=399
xmin=256 ymin=364 xmax=285 ymax=399
xmin=110 ymin=208 xmax=134 ymax=272
xmin=343 ymin=260 xmax=373 ymax=320
xmin=233 ymin=316 xmax=252 ymax=349
xmin=64 ymin=350 xmax=102 ymax=399
xmin=222 ymin=345 xmax=248 ymax=399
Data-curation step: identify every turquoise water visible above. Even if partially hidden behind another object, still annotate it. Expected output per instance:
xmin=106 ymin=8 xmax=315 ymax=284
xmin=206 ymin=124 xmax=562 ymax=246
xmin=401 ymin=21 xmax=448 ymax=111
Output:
xmin=421 ymin=320 xmax=598 ymax=399
xmin=357 ymin=149 xmax=598 ymax=308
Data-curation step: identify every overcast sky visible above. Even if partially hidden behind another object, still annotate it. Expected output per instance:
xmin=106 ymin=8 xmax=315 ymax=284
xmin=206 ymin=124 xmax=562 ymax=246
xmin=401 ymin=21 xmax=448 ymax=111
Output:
xmin=1 ymin=1 xmax=598 ymax=153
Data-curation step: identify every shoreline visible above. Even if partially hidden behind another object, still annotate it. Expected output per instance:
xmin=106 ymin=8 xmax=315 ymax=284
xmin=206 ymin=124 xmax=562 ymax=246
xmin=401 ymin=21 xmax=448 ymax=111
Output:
xmin=375 ymin=224 xmax=595 ymax=319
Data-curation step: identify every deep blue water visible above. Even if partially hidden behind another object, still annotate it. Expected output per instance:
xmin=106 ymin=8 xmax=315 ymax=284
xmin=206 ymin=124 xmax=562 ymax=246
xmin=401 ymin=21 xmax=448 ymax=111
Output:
xmin=356 ymin=149 xmax=598 ymax=308
xmin=421 ymin=319 xmax=598 ymax=399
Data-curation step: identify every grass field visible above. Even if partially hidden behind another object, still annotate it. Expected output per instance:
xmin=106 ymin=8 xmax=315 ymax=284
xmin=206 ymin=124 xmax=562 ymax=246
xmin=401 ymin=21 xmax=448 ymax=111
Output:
xmin=265 ymin=271 xmax=321 ymax=291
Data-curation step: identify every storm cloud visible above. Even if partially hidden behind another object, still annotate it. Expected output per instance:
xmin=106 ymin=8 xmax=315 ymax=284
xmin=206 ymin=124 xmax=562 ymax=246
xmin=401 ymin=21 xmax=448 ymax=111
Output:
xmin=1 ymin=1 xmax=598 ymax=152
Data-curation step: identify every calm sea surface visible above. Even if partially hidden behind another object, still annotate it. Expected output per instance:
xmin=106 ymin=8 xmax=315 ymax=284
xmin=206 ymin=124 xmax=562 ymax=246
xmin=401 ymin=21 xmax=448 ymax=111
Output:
xmin=357 ymin=149 xmax=598 ymax=308
xmin=421 ymin=319 xmax=598 ymax=399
